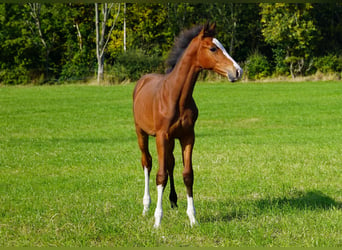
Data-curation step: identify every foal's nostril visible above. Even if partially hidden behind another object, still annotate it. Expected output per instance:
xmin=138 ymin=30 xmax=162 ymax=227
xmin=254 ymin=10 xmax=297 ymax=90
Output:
xmin=236 ymin=68 xmax=243 ymax=79
xmin=228 ymin=68 xmax=242 ymax=82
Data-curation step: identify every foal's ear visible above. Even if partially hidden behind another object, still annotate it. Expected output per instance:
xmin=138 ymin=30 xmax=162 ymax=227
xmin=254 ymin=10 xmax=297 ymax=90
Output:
xmin=202 ymin=22 xmax=216 ymax=38
xmin=209 ymin=22 xmax=216 ymax=32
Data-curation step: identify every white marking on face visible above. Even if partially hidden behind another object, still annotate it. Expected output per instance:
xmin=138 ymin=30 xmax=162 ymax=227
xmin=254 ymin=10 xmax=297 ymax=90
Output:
xmin=212 ymin=38 xmax=242 ymax=74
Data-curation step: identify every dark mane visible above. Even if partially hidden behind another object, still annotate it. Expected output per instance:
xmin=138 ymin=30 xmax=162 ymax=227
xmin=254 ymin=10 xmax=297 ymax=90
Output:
xmin=165 ymin=25 xmax=203 ymax=73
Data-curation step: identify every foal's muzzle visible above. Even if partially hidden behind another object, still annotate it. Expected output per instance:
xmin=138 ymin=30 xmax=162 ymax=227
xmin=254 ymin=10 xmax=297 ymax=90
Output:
xmin=228 ymin=67 xmax=243 ymax=82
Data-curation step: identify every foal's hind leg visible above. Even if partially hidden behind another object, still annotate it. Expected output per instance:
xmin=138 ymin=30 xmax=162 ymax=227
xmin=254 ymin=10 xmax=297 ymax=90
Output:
xmin=167 ymin=139 xmax=178 ymax=208
xmin=136 ymin=128 xmax=152 ymax=216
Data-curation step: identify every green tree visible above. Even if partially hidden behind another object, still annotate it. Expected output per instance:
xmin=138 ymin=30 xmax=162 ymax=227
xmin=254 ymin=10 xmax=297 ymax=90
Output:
xmin=0 ymin=4 xmax=39 ymax=84
xmin=312 ymin=3 xmax=342 ymax=56
xmin=25 ymin=4 xmax=73 ymax=81
xmin=206 ymin=3 xmax=265 ymax=63
xmin=125 ymin=4 xmax=170 ymax=56
xmin=1 ymin=3 xmax=342 ymax=84
xmin=59 ymin=4 xmax=95 ymax=82
xmin=260 ymin=3 xmax=318 ymax=78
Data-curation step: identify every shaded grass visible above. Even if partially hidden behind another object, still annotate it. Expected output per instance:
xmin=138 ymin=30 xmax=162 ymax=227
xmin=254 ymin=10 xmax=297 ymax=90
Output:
xmin=0 ymin=81 xmax=342 ymax=246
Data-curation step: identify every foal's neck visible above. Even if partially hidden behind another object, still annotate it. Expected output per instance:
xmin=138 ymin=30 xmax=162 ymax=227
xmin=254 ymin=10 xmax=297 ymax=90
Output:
xmin=166 ymin=39 xmax=201 ymax=111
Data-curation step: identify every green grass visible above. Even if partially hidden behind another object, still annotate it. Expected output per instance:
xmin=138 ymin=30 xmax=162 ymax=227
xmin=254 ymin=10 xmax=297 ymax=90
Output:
xmin=1 ymin=81 xmax=342 ymax=246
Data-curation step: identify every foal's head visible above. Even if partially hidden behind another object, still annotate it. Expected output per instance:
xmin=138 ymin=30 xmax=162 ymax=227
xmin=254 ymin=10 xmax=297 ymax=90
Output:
xmin=196 ymin=23 xmax=243 ymax=82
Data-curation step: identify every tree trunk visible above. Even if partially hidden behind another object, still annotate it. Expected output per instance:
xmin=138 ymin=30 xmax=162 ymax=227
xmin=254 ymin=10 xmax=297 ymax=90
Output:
xmin=97 ymin=54 xmax=104 ymax=83
xmin=95 ymin=3 xmax=101 ymax=83
xmin=75 ymin=22 xmax=83 ymax=51
xmin=28 ymin=3 xmax=50 ymax=80
xmin=229 ymin=3 xmax=236 ymax=56
xmin=123 ymin=3 xmax=126 ymax=52
xmin=95 ymin=3 xmax=121 ymax=84
xmin=290 ymin=61 xmax=295 ymax=79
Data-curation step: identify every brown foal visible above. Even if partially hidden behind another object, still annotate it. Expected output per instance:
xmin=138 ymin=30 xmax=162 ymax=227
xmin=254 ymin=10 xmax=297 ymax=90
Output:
xmin=133 ymin=23 xmax=242 ymax=228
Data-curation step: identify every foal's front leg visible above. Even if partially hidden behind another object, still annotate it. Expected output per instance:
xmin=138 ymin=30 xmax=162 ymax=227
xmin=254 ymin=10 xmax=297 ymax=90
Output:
xmin=180 ymin=132 xmax=198 ymax=227
xmin=154 ymin=132 xmax=169 ymax=228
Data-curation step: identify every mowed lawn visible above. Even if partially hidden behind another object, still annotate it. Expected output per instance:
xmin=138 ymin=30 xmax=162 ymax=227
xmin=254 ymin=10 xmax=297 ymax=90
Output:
xmin=0 ymin=81 xmax=342 ymax=246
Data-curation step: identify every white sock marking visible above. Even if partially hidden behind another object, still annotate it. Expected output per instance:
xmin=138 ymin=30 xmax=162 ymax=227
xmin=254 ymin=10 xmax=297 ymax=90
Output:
xmin=142 ymin=167 xmax=151 ymax=216
xmin=154 ymin=184 xmax=164 ymax=228
xmin=187 ymin=194 xmax=197 ymax=227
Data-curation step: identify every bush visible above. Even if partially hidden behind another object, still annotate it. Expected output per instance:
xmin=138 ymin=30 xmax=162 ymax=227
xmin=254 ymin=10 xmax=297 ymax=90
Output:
xmin=244 ymin=51 xmax=272 ymax=80
xmin=59 ymin=50 xmax=94 ymax=82
xmin=312 ymin=54 xmax=342 ymax=73
xmin=106 ymin=50 xmax=164 ymax=84
xmin=272 ymin=47 xmax=289 ymax=76
xmin=0 ymin=65 xmax=31 ymax=85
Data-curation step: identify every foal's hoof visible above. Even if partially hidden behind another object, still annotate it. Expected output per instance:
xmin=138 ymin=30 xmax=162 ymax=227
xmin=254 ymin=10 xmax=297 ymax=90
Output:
xmin=169 ymin=193 xmax=178 ymax=209
xmin=170 ymin=201 xmax=178 ymax=209
xmin=189 ymin=219 xmax=199 ymax=227
xmin=142 ymin=208 xmax=149 ymax=216
xmin=187 ymin=210 xmax=198 ymax=227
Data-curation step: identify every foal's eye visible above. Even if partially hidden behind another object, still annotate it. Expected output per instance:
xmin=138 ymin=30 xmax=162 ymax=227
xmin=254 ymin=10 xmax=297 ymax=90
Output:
xmin=210 ymin=47 xmax=217 ymax=52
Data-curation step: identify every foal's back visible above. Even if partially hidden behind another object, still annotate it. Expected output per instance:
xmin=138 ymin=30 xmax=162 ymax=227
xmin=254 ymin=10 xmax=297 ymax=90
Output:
xmin=133 ymin=73 xmax=165 ymax=101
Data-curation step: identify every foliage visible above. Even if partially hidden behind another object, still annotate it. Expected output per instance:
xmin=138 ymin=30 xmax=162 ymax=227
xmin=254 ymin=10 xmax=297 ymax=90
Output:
xmin=244 ymin=51 xmax=271 ymax=80
xmin=311 ymin=3 xmax=342 ymax=56
xmin=272 ymin=47 xmax=289 ymax=76
xmin=106 ymin=49 xmax=164 ymax=84
xmin=0 ymin=3 xmax=342 ymax=84
xmin=59 ymin=49 xmax=95 ymax=82
xmin=260 ymin=3 xmax=319 ymax=78
xmin=126 ymin=4 xmax=171 ymax=56
xmin=0 ymin=4 xmax=38 ymax=84
xmin=312 ymin=54 xmax=342 ymax=74
xmin=0 ymin=64 xmax=31 ymax=85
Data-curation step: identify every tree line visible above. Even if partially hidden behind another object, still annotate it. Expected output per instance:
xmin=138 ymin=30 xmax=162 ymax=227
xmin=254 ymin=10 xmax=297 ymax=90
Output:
xmin=0 ymin=3 xmax=341 ymax=85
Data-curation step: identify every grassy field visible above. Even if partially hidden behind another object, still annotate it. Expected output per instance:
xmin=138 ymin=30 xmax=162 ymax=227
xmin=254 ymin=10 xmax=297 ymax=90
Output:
xmin=1 ymin=81 xmax=342 ymax=246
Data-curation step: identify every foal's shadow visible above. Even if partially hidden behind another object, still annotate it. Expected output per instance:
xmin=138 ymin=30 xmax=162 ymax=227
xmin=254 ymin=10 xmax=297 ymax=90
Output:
xmin=256 ymin=190 xmax=341 ymax=211
xmin=199 ymin=190 xmax=341 ymax=223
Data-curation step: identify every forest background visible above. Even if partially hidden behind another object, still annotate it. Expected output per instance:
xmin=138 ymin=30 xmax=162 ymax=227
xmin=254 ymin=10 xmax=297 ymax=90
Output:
xmin=1 ymin=3 xmax=342 ymax=85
